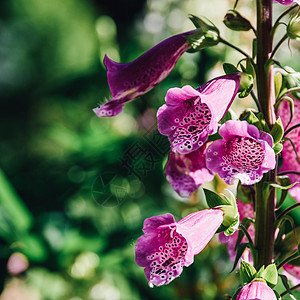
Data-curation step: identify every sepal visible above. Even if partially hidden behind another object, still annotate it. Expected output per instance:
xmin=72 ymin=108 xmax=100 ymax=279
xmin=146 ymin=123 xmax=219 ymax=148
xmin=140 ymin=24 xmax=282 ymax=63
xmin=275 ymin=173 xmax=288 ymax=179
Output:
xmin=186 ymin=15 xmax=220 ymax=50
xmin=270 ymin=117 xmax=284 ymax=144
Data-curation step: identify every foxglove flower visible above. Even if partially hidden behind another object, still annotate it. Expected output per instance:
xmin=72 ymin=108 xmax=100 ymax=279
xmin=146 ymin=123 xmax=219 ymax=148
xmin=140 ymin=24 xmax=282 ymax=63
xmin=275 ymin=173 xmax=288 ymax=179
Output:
xmin=219 ymin=200 xmax=254 ymax=264
xmin=165 ymin=145 xmax=214 ymax=197
xmin=206 ymin=120 xmax=276 ymax=185
xmin=274 ymin=0 xmax=300 ymax=5
xmin=157 ymin=74 xmax=240 ymax=154
xmin=135 ymin=209 xmax=223 ymax=287
xmin=237 ymin=280 xmax=277 ymax=300
xmin=277 ymin=98 xmax=300 ymax=202
xmin=93 ymin=31 xmax=195 ymax=118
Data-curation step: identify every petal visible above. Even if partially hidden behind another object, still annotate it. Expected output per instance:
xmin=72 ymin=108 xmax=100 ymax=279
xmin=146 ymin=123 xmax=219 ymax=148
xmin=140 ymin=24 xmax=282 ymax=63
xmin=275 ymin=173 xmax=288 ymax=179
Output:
xmin=237 ymin=281 xmax=277 ymax=300
xmin=219 ymin=120 xmax=260 ymax=141
xmin=165 ymin=148 xmax=214 ymax=197
xmin=198 ymin=73 xmax=241 ymax=122
xmin=94 ymin=31 xmax=194 ymax=118
xmin=157 ymin=87 xmax=218 ymax=154
xmin=165 ymin=85 xmax=201 ymax=105
xmin=176 ymin=209 xmax=223 ymax=265
xmin=93 ymin=101 xmax=124 ymax=117
xmin=274 ymin=0 xmax=297 ymax=5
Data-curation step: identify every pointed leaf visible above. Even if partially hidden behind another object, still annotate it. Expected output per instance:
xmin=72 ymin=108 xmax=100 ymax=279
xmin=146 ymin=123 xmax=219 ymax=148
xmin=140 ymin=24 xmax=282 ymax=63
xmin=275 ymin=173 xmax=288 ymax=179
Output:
xmin=240 ymin=260 xmax=257 ymax=285
xmin=273 ymin=143 xmax=283 ymax=155
xmin=261 ymin=264 xmax=278 ymax=288
xmin=223 ymin=63 xmax=239 ymax=75
xmin=203 ymin=188 xmax=230 ymax=208
xmin=271 ymin=117 xmax=284 ymax=144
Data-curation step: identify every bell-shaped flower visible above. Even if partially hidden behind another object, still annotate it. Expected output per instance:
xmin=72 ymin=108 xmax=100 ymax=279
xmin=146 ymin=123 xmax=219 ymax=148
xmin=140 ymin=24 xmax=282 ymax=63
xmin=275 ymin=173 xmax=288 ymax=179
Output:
xmin=135 ymin=209 xmax=223 ymax=287
xmin=206 ymin=120 xmax=276 ymax=185
xmin=157 ymin=74 xmax=241 ymax=154
xmin=165 ymin=145 xmax=214 ymax=198
xmin=93 ymin=31 xmax=196 ymax=118
xmin=274 ymin=0 xmax=299 ymax=5
xmin=236 ymin=280 xmax=277 ymax=300
xmin=277 ymin=98 xmax=300 ymax=202
xmin=219 ymin=199 xmax=255 ymax=264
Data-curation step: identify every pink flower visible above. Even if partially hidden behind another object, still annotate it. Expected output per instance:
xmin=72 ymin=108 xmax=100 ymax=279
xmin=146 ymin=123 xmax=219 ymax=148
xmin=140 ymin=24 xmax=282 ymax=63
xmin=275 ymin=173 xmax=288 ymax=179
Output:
xmin=277 ymin=98 xmax=300 ymax=202
xmin=165 ymin=145 xmax=214 ymax=197
xmin=283 ymin=264 xmax=300 ymax=288
xmin=157 ymin=74 xmax=240 ymax=154
xmin=237 ymin=280 xmax=277 ymax=300
xmin=274 ymin=0 xmax=300 ymax=5
xmin=219 ymin=200 xmax=255 ymax=264
xmin=206 ymin=120 xmax=276 ymax=185
xmin=93 ymin=31 xmax=195 ymax=118
xmin=135 ymin=209 xmax=223 ymax=287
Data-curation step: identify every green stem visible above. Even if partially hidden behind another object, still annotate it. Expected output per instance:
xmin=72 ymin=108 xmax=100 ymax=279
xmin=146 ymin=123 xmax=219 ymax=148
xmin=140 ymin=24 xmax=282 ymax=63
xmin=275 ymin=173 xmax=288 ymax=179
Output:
xmin=277 ymin=250 xmax=299 ymax=270
xmin=280 ymin=283 xmax=300 ymax=298
xmin=276 ymin=203 xmax=300 ymax=221
xmin=270 ymin=33 xmax=288 ymax=59
xmin=255 ymin=0 xmax=276 ymax=270
xmin=278 ymin=86 xmax=300 ymax=101
xmin=272 ymin=4 xmax=298 ymax=38
xmin=219 ymin=37 xmax=250 ymax=58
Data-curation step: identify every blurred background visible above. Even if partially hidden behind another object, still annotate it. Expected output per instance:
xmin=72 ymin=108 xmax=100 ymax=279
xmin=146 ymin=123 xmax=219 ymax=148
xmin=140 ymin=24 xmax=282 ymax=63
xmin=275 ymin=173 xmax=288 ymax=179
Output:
xmin=0 ymin=0 xmax=299 ymax=299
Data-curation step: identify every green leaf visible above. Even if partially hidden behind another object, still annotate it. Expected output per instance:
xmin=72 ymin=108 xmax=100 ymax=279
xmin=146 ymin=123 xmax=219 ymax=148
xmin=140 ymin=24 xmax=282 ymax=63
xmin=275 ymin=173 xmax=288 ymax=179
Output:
xmin=247 ymin=111 xmax=263 ymax=130
xmin=231 ymin=286 xmax=242 ymax=300
xmin=0 ymin=169 xmax=33 ymax=232
xmin=261 ymin=264 xmax=278 ymax=288
xmin=240 ymin=260 xmax=257 ymax=285
xmin=274 ymin=73 xmax=282 ymax=99
xmin=220 ymin=109 xmax=237 ymax=124
xmin=270 ymin=182 xmax=299 ymax=190
xmin=203 ymin=188 xmax=230 ymax=208
xmin=223 ymin=63 xmax=239 ymax=75
xmin=276 ymin=176 xmax=291 ymax=208
xmin=273 ymin=143 xmax=283 ymax=155
xmin=271 ymin=117 xmax=284 ymax=144
xmin=256 ymin=265 xmax=265 ymax=278
xmin=246 ymin=58 xmax=255 ymax=78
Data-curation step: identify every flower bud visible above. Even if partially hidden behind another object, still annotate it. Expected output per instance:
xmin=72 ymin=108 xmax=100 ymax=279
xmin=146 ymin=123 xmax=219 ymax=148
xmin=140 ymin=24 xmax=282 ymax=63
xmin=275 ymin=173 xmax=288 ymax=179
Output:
xmin=237 ymin=279 xmax=277 ymax=300
xmin=223 ymin=10 xmax=252 ymax=31
xmin=287 ymin=12 xmax=300 ymax=40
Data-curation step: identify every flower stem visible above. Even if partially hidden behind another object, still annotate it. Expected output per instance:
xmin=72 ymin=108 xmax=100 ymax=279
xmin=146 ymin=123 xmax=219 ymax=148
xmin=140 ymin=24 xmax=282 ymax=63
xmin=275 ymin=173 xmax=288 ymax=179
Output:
xmin=280 ymin=283 xmax=300 ymax=298
xmin=219 ymin=37 xmax=250 ymax=58
xmin=270 ymin=33 xmax=288 ymax=59
xmin=254 ymin=0 xmax=276 ymax=270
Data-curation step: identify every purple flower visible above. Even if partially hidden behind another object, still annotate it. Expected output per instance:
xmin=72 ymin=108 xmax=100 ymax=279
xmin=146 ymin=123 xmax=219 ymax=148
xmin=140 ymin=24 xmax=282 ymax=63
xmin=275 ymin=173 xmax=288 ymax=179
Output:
xmin=93 ymin=31 xmax=194 ymax=118
xmin=206 ymin=120 xmax=276 ymax=185
xmin=274 ymin=0 xmax=300 ymax=5
xmin=135 ymin=209 xmax=223 ymax=287
xmin=219 ymin=200 xmax=255 ymax=264
xmin=277 ymin=98 xmax=300 ymax=202
xmin=165 ymin=145 xmax=214 ymax=197
xmin=157 ymin=74 xmax=240 ymax=154
xmin=236 ymin=280 xmax=277 ymax=300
